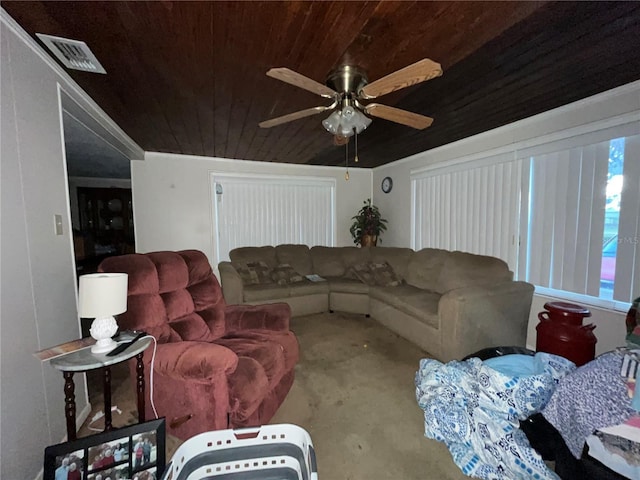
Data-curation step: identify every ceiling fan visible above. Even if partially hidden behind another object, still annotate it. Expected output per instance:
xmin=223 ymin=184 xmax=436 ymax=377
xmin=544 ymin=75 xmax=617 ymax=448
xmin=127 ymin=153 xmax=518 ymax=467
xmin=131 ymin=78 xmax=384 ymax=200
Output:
xmin=259 ymin=58 xmax=443 ymax=142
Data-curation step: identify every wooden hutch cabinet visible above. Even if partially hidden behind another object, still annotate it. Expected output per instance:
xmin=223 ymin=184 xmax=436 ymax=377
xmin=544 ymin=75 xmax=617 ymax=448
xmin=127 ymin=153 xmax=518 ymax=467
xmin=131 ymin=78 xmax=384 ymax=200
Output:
xmin=75 ymin=187 xmax=135 ymax=273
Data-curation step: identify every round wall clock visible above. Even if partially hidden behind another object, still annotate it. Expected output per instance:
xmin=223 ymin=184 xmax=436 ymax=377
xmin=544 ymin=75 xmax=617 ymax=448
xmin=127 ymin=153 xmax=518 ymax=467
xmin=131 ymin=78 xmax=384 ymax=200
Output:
xmin=381 ymin=176 xmax=393 ymax=193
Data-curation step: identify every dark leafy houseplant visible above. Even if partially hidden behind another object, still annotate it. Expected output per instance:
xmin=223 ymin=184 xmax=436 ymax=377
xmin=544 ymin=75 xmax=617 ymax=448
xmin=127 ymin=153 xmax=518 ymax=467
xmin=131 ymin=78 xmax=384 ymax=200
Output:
xmin=350 ymin=198 xmax=388 ymax=246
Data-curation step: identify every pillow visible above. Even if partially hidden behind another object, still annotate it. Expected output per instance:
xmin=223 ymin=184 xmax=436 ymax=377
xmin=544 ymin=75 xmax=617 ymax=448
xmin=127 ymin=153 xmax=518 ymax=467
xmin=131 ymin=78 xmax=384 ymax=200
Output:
xmin=346 ymin=262 xmax=376 ymax=286
xmin=370 ymin=261 xmax=402 ymax=287
xmin=270 ymin=263 xmax=306 ymax=286
xmin=232 ymin=261 xmax=273 ymax=285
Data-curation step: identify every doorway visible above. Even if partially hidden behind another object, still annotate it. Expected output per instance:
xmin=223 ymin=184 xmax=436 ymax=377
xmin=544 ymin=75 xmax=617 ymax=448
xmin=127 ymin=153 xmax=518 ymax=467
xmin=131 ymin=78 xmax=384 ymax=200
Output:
xmin=59 ymin=92 xmax=140 ymax=415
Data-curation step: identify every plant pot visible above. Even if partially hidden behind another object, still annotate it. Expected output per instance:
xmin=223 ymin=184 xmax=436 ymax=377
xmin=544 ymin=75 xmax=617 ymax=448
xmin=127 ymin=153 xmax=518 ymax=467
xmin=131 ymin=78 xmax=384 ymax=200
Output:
xmin=360 ymin=234 xmax=378 ymax=247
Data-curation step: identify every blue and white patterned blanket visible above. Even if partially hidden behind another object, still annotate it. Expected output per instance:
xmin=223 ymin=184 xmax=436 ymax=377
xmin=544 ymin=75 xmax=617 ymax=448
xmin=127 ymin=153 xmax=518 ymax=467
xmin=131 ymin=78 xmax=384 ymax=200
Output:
xmin=415 ymin=353 xmax=575 ymax=480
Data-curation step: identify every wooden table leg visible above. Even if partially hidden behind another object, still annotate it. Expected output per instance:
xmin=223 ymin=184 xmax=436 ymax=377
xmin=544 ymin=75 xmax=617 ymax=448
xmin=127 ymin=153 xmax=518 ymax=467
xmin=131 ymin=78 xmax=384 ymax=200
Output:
xmin=63 ymin=371 xmax=76 ymax=441
xmin=104 ymin=366 xmax=112 ymax=431
xmin=136 ymin=352 xmax=145 ymax=422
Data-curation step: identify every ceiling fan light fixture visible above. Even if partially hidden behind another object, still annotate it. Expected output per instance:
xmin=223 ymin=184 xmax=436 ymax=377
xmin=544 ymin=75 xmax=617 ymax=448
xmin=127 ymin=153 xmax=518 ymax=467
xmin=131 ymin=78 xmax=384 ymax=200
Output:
xmin=323 ymin=106 xmax=371 ymax=137
xmin=340 ymin=106 xmax=371 ymax=135
xmin=322 ymin=110 xmax=342 ymax=135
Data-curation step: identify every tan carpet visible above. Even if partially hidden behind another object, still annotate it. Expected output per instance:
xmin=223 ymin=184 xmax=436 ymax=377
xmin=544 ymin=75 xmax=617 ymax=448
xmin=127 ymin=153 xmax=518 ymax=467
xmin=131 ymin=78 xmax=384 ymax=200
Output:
xmin=80 ymin=312 xmax=468 ymax=479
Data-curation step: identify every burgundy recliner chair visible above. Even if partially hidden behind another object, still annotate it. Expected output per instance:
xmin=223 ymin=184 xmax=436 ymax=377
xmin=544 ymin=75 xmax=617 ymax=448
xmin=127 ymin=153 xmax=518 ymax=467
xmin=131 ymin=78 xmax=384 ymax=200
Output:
xmin=99 ymin=250 xmax=299 ymax=440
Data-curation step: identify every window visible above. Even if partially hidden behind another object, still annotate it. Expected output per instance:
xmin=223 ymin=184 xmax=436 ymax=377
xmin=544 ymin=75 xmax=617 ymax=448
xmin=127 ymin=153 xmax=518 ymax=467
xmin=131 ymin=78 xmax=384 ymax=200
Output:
xmin=212 ymin=174 xmax=335 ymax=263
xmin=600 ymin=138 xmax=624 ymax=300
xmin=519 ymin=132 xmax=639 ymax=306
xmin=411 ymin=125 xmax=639 ymax=308
xmin=412 ymin=154 xmax=523 ymax=270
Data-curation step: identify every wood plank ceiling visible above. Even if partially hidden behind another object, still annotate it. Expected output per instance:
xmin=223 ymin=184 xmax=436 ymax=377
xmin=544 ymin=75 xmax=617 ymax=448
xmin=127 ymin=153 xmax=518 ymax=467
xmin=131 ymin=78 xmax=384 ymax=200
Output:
xmin=4 ymin=1 xmax=640 ymax=168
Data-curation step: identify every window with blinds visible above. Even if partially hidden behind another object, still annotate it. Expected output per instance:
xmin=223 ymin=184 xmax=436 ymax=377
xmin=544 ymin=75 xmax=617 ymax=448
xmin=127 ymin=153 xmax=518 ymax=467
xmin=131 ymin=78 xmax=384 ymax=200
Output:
xmin=518 ymin=131 xmax=640 ymax=305
xmin=411 ymin=123 xmax=639 ymax=307
xmin=212 ymin=174 xmax=335 ymax=263
xmin=412 ymin=154 xmax=523 ymax=271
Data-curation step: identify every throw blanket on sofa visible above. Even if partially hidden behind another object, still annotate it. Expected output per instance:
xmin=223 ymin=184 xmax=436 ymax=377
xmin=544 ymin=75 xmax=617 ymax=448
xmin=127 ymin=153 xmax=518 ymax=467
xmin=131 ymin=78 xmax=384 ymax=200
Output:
xmin=415 ymin=353 xmax=575 ymax=480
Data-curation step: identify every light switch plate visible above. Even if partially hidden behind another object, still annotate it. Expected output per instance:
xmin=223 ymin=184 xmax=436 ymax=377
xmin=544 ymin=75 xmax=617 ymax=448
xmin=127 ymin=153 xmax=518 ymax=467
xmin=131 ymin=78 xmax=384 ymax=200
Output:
xmin=54 ymin=214 xmax=63 ymax=235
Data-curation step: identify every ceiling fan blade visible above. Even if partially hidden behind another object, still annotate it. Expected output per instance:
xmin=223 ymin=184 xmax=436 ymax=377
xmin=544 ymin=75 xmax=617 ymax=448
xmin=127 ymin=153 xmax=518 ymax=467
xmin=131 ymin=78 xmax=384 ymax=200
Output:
xmin=364 ymin=104 xmax=434 ymax=130
xmin=259 ymin=105 xmax=334 ymax=128
xmin=267 ymin=68 xmax=337 ymax=99
xmin=359 ymin=59 xmax=442 ymax=100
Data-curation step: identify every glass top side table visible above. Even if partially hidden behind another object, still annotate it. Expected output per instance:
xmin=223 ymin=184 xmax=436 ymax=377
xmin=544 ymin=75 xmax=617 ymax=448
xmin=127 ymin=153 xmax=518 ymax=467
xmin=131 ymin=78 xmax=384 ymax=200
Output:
xmin=50 ymin=338 xmax=152 ymax=440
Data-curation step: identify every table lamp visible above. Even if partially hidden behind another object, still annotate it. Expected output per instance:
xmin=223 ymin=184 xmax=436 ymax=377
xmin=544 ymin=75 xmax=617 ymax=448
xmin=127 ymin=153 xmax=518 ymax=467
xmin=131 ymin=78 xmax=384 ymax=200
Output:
xmin=78 ymin=273 xmax=128 ymax=354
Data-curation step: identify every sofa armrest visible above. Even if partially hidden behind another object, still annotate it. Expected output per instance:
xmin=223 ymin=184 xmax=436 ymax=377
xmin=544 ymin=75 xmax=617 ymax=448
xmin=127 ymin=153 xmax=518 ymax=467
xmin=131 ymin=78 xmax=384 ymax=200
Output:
xmin=438 ymin=281 xmax=535 ymax=362
xmin=154 ymin=342 xmax=239 ymax=383
xmin=219 ymin=261 xmax=244 ymax=305
xmin=224 ymin=303 xmax=291 ymax=333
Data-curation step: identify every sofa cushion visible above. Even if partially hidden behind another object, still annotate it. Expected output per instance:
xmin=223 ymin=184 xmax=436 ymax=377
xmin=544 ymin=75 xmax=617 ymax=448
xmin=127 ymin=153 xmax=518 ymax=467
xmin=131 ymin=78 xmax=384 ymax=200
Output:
xmin=370 ymin=261 xmax=402 ymax=287
xmin=180 ymin=250 xmax=227 ymax=339
xmin=186 ymin=276 xmax=227 ymax=339
xmin=340 ymin=247 xmax=371 ymax=268
xmin=102 ymin=251 xmax=224 ymax=343
xmin=226 ymin=356 xmax=271 ymax=422
xmin=275 ymin=244 xmax=313 ymax=275
xmin=437 ymin=251 xmax=512 ymax=293
xmin=161 ymin=288 xmax=214 ymax=342
xmin=345 ymin=263 xmax=375 ymax=285
xmin=169 ymin=312 xmax=213 ymax=341
xmin=243 ymin=284 xmax=289 ymax=302
xmin=216 ymin=336 xmax=286 ymax=388
xmin=227 ymin=329 xmax=299 ymax=372
xmin=288 ymin=280 xmax=329 ymax=296
xmin=310 ymin=246 xmax=346 ymax=277
xmin=406 ymin=248 xmax=450 ymax=293
xmin=326 ymin=277 xmax=370 ymax=294
xmin=233 ymin=261 xmax=273 ymax=286
xmin=124 ymin=293 xmax=180 ymax=343
xmin=105 ymin=254 xmax=159 ymax=295
xmin=230 ymin=246 xmax=278 ymax=268
xmin=270 ymin=263 xmax=306 ymax=285
xmin=148 ymin=251 xmax=189 ymax=293
xmin=370 ymin=247 xmax=413 ymax=281
xmin=369 ymin=284 xmax=440 ymax=328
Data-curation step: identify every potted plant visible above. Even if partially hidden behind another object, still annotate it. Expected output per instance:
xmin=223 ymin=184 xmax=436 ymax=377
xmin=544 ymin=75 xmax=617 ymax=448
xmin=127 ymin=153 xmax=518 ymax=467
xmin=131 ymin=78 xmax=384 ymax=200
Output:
xmin=350 ymin=198 xmax=388 ymax=247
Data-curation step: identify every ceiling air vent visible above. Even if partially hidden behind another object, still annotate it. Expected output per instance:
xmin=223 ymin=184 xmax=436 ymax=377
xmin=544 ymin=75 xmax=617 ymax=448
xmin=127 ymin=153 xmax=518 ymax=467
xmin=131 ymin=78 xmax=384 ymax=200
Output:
xmin=36 ymin=33 xmax=106 ymax=74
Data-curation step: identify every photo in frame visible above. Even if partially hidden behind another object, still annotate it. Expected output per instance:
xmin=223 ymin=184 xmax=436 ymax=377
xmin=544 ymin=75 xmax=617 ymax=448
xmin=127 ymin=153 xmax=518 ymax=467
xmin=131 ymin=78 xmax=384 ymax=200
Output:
xmin=44 ymin=418 xmax=165 ymax=480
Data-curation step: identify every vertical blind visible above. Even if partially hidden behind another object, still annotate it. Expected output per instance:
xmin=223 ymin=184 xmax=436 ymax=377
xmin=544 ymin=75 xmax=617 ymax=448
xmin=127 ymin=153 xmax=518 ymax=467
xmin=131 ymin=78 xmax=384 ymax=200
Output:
xmin=412 ymin=155 xmax=523 ymax=270
xmin=212 ymin=174 xmax=335 ymax=263
xmin=410 ymin=126 xmax=639 ymax=305
xmin=615 ymin=135 xmax=640 ymax=302
xmin=519 ymin=133 xmax=640 ymax=302
xmin=521 ymin=146 xmax=609 ymax=297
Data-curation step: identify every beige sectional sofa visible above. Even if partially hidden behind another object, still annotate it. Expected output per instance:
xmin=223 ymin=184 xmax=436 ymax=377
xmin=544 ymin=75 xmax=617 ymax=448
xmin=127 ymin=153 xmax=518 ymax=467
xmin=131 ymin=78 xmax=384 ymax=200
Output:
xmin=218 ymin=245 xmax=534 ymax=362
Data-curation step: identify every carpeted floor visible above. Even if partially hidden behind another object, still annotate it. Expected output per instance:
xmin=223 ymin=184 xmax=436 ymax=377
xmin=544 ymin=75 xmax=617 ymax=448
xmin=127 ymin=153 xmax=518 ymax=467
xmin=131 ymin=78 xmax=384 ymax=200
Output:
xmin=80 ymin=312 xmax=468 ymax=479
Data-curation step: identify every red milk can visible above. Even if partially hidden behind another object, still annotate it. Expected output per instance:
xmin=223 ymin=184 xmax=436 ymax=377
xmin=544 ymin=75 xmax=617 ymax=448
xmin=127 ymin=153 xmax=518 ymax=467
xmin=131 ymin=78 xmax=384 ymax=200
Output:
xmin=536 ymin=301 xmax=597 ymax=366
xmin=538 ymin=301 xmax=592 ymax=326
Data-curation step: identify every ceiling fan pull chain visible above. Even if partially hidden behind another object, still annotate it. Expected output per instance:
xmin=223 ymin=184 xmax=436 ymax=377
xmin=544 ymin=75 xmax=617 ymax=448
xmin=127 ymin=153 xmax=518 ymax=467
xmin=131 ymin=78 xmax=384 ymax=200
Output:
xmin=354 ymin=127 xmax=359 ymax=163
xmin=345 ymin=137 xmax=350 ymax=181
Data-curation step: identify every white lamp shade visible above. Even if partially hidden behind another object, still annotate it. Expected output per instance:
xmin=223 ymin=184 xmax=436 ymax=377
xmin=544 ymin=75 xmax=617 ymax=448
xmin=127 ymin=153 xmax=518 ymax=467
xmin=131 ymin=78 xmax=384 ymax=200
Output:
xmin=78 ymin=273 xmax=128 ymax=318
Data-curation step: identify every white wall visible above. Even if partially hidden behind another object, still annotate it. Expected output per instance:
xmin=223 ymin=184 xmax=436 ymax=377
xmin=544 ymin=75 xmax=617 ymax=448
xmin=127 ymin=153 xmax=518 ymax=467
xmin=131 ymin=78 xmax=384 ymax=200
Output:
xmin=132 ymin=153 xmax=372 ymax=264
xmin=0 ymin=11 xmax=143 ymax=479
xmin=373 ymin=81 xmax=640 ymax=354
